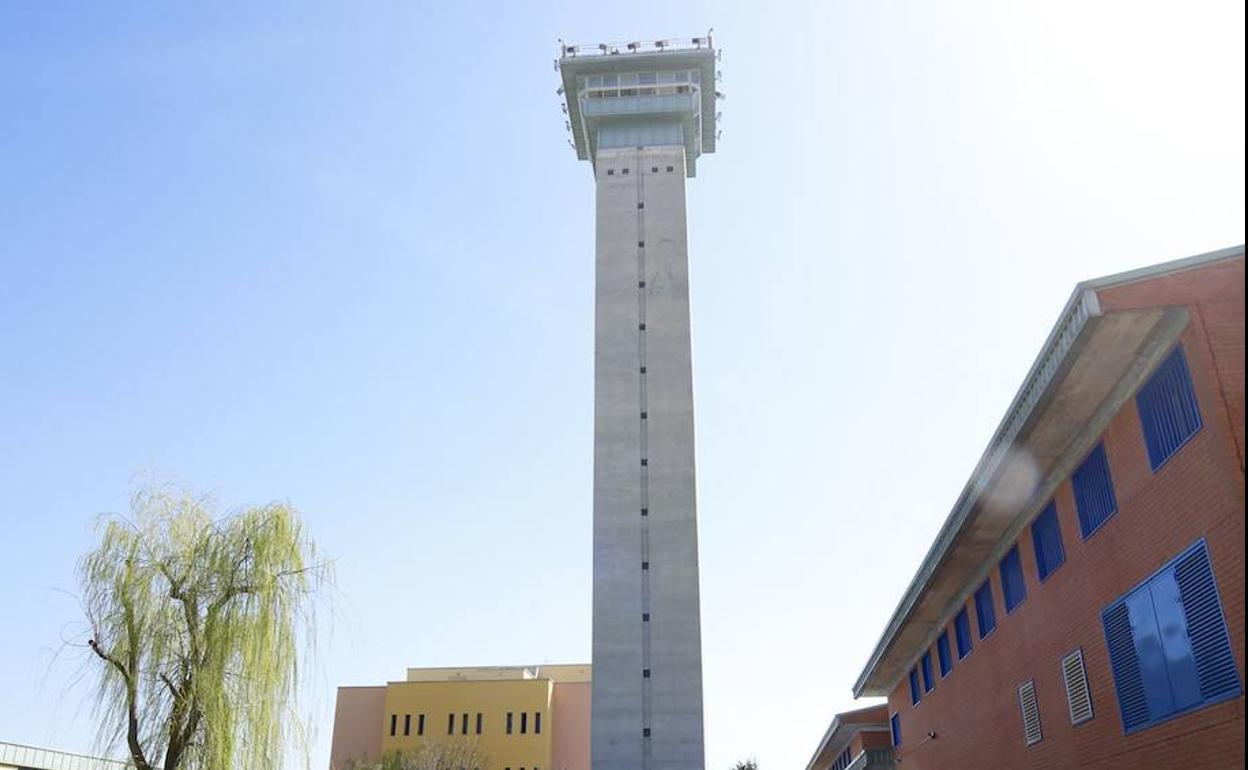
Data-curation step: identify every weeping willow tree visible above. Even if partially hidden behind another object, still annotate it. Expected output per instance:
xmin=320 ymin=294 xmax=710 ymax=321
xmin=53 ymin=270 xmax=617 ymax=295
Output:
xmin=79 ymin=484 xmax=329 ymax=770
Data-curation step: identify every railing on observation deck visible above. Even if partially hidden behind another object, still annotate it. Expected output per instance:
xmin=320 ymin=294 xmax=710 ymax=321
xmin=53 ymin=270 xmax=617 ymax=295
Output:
xmin=559 ymin=36 xmax=713 ymax=59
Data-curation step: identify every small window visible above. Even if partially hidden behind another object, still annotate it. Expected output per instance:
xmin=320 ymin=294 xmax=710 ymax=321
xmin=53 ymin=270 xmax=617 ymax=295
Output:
xmin=404 ymin=713 xmax=411 ymax=736
xmin=390 ymin=714 xmax=397 ymax=737
xmin=640 ymin=458 xmax=648 ymax=466
xmin=937 ymin=631 xmax=953 ymax=677
xmin=638 ymin=202 xmax=645 ymax=209
xmin=890 ymin=713 xmax=901 ymax=747
xmin=639 ymin=323 xmax=646 ymax=330
xmin=642 ymin=561 xmax=649 ymax=570
xmin=622 ymin=167 xmax=630 ymax=175
xmin=1073 ymin=443 xmax=1117 ymax=538
xmin=1031 ymin=501 xmax=1066 ymax=580
xmin=921 ymin=652 xmax=934 ymax=693
xmin=1136 ymin=345 xmax=1202 ymax=470
xmin=639 ymin=280 xmax=646 ymax=288
xmin=462 ymin=713 xmax=469 ymax=735
xmin=666 ymin=165 xmax=674 ymax=172
xmin=535 ymin=712 xmax=542 ymax=735
xmin=520 ymin=712 xmax=528 ymax=734
xmin=607 ymin=169 xmax=615 ymax=176
xmin=955 ymin=607 xmax=973 ymax=658
xmin=643 ymin=668 xmax=651 ymax=678
xmin=640 ymin=507 xmax=648 ymax=516
xmin=640 ymin=411 xmax=648 ymax=419
xmin=642 ymin=612 xmax=650 ymax=621
xmin=909 ymin=668 xmax=921 ymax=705
xmin=639 ymin=366 xmax=647 ymax=374
xmin=643 ymin=727 xmax=651 ymax=737
xmin=1000 ymin=545 xmax=1027 ymax=613
xmin=448 ymin=713 xmax=455 ymax=735
xmin=476 ymin=712 xmax=483 ymax=735
xmin=418 ymin=713 xmax=425 ymax=736
xmin=506 ymin=712 xmax=514 ymax=734
xmin=975 ymin=581 xmax=997 ymax=639
xmin=638 ymin=240 xmax=645 ymax=247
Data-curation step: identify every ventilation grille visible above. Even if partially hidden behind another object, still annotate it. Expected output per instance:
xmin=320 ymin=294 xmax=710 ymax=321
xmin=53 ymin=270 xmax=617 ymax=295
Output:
xmin=1061 ymin=649 xmax=1094 ymax=725
xmin=1018 ymin=679 xmax=1043 ymax=746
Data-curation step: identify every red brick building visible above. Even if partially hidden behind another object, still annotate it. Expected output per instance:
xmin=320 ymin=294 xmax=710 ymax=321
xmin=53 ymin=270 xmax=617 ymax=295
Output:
xmin=853 ymin=246 xmax=1245 ymax=769
xmin=804 ymin=705 xmax=896 ymax=770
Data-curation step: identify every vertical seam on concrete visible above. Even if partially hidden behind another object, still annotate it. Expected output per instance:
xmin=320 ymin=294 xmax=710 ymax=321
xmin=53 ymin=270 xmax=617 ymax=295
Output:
xmin=636 ymin=146 xmax=653 ymax=769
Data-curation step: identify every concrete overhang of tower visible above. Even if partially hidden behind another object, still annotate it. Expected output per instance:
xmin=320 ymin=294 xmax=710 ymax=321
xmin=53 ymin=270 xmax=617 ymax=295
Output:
xmin=851 ymin=244 xmax=1246 ymax=699
xmin=557 ymin=37 xmax=718 ymax=178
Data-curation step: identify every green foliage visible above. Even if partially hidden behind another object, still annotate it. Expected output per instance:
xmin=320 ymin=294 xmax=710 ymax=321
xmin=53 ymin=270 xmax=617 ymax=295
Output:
xmin=79 ymin=483 xmax=329 ymax=770
xmin=730 ymin=760 xmax=759 ymax=770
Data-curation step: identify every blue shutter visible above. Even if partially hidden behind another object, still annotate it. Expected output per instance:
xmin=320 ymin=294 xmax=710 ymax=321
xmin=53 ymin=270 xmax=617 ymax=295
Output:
xmin=921 ymin=652 xmax=934 ymax=692
xmin=1103 ymin=540 xmax=1243 ymax=734
xmin=891 ymin=713 xmax=901 ymax=747
xmin=1174 ymin=543 xmax=1241 ymax=702
xmin=1073 ymin=443 xmax=1118 ymax=538
xmin=975 ymin=581 xmax=997 ymax=639
xmin=937 ymin=631 xmax=953 ymax=676
xmin=1031 ymin=501 xmax=1066 ymax=580
xmin=1136 ymin=345 xmax=1203 ymax=470
xmin=1000 ymin=545 xmax=1028 ymax=612
xmin=909 ymin=668 xmax=921 ymax=705
xmin=955 ymin=608 xmax=973 ymax=658
xmin=1103 ymin=600 xmax=1151 ymax=731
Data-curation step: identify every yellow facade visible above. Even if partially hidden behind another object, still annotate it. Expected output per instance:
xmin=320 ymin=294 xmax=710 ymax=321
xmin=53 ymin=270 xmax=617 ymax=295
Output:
xmin=378 ymin=666 xmax=586 ymax=770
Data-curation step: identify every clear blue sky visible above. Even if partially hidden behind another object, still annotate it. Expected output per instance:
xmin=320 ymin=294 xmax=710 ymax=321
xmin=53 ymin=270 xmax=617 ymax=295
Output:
xmin=1 ymin=3 xmax=1243 ymax=769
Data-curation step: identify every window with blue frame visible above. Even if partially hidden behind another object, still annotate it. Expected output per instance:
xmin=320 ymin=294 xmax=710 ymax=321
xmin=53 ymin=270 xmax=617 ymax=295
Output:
xmin=1000 ymin=545 xmax=1027 ymax=613
xmin=921 ymin=651 xmax=934 ymax=693
xmin=891 ymin=713 xmax=901 ymax=747
xmin=1102 ymin=539 xmax=1241 ymax=734
xmin=1032 ymin=500 xmax=1066 ymax=580
xmin=937 ymin=631 xmax=953 ymax=677
xmin=1136 ymin=345 xmax=1203 ymax=471
xmin=1073 ymin=442 xmax=1118 ymax=538
xmin=975 ymin=581 xmax=997 ymax=638
xmin=909 ymin=667 xmax=921 ymax=705
xmin=955 ymin=607 xmax=973 ymax=658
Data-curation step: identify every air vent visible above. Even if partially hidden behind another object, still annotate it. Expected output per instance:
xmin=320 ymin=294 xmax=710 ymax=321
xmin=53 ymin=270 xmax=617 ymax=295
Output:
xmin=1062 ymin=649 xmax=1094 ymax=725
xmin=1018 ymin=679 xmax=1043 ymax=746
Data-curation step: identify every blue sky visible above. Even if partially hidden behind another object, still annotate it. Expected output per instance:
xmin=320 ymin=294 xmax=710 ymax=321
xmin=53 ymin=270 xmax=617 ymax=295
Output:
xmin=0 ymin=2 xmax=1243 ymax=769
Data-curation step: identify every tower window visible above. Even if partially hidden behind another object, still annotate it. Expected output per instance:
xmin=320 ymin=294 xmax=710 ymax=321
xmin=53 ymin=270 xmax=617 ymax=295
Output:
xmin=641 ymin=411 xmax=648 ymax=419
xmin=638 ymin=240 xmax=645 ymax=247
xmin=390 ymin=714 xmax=397 ymax=737
xmin=476 ymin=712 xmax=483 ymax=734
xmin=418 ymin=713 xmax=425 ymax=736
xmin=643 ymin=668 xmax=651 ymax=678
xmin=641 ymin=507 xmax=648 ymax=516
xmin=521 ymin=712 xmax=528 ymax=734
xmin=642 ymin=561 xmax=650 ymax=570
xmin=640 ymin=366 xmax=647 ymax=374
xmin=651 ymin=166 xmax=659 ymax=172
xmin=643 ymin=612 xmax=650 ymax=621
xmin=535 ymin=712 xmax=542 ymax=734
xmin=638 ymin=202 xmax=645 ymax=209
xmin=461 ymin=713 xmax=469 ymax=735
xmin=622 ymin=167 xmax=629 ymax=174
xmin=404 ymin=714 xmax=411 ymax=736
xmin=607 ymin=169 xmax=614 ymax=176
xmin=639 ymin=280 xmax=646 ymax=288
xmin=666 ymin=165 xmax=674 ymax=172
xmin=448 ymin=713 xmax=455 ymax=735
xmin=639 ymin=323 xmax=646 ymax=330
xmin=643 ymin=728 xmax=651 ymax=737
xmin=507 ymin=712 xmax=514 ymax=734
xmin=641 ymin=458 xmax=648 ymax=466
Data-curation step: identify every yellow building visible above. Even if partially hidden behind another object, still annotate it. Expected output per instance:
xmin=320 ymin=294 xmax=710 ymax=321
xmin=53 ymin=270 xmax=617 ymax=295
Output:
xmin=330 ymin=664 xmax=590 ymax=770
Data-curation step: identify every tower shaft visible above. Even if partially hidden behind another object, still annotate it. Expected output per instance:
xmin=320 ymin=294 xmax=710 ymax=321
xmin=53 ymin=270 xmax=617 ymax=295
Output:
xmin=592 ymin=145 xmax=704 ymax=770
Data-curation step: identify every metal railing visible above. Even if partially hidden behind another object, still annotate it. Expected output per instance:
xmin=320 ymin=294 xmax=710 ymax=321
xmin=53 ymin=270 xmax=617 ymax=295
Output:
xmin=559 ymin=36 xmax=713 ymax=58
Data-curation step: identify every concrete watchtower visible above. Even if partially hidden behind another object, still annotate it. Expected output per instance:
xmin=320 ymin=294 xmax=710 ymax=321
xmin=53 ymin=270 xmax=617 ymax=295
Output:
xmin=557 ymin=35 xmax=720 ymax=770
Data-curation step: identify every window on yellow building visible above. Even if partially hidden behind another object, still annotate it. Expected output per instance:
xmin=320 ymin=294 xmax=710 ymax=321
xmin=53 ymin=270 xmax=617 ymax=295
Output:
xmin=521 ymin=712 xmax=528 ymax=734
xmin=403 ymin=714 xmax=410 ymax=736
xmin=476 ymin=712 xmax=483 ymax=734
xmin=507 ymin=712 xmax=514 ymax=734
xmin=534 ymin=712 xmax=542 ymax=734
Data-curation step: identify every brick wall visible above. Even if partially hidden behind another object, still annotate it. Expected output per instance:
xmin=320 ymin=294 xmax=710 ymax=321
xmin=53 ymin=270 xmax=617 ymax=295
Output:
xmin=885 ymin=259 xmax=1245 ymax=770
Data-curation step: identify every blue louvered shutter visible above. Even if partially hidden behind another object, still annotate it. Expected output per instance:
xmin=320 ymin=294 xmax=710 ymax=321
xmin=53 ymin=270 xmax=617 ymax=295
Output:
xmin=921 ymin=651 xmax=934 ymax=692
xmin=1000 ymin=545 xmax=1028 ymax=612
xmin=955 ymin=608 xmax=973 ymax=658
xmin=937 ymin=631 xmax=953 ymax=676
xmin=1174 ymin=543 xmax=1241 ymax=702
xmin=909 ymin=668 xmax=921 ymax=705
xmin=1031 ymin=501 xmax=1066 ymax=580
xmin=1103 ymin=540 xmax=1242 ymax=733
xmin=1136 ymin=346 xmax=1203 ymax=470
xmin=891 ymin=713 xmax=901 ymax=747
xmin=1073 ymin=443 xmax=1118 ymax=538
xmin=1103 ymin=600 xmax=1151 ymax=731
xmin=975 ymin=581 xmax=997 ymax=638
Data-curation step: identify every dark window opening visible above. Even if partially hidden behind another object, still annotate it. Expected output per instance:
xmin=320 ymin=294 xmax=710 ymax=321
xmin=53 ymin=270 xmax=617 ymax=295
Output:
xmin=404 ymin=714 xmax=411 ymax=736
xmin=643 ymin=668 xmax=651 ymax=678
xmin=390 ymin=714 xmax=397 ymax=737
xmin=506 ymin=712 xmax=514 ymax=734
xmin=520 ymin=712 xmax=528 ymax=734
xmin=476 ymin=712 xmax=483 ymax=734
xmin=534 ymin=712 xmax=542 ymax=735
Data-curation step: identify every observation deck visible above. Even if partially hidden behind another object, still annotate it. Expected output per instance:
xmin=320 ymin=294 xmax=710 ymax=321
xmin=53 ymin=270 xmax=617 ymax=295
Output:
xmin=557 ymin=37 xmax=720 ymax=177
